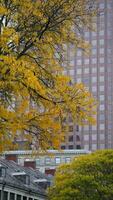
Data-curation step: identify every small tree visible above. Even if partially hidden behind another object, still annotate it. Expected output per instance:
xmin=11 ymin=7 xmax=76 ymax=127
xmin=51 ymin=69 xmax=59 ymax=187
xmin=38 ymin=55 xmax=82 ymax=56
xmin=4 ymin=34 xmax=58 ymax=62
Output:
xmin=49 ymin=150 xmax=113 ymax=200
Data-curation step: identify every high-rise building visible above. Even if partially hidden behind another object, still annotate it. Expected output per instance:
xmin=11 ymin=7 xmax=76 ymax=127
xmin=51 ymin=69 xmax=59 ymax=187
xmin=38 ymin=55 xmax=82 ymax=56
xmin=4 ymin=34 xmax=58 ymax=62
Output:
xmin=61 ymin=0 xmax=113 ymax=151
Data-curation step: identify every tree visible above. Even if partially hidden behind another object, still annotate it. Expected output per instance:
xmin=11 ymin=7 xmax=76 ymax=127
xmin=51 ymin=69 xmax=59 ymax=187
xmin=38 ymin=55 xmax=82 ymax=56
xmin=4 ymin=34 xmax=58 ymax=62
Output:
xmin=49 ymin=150 xmax=113 ymax=200
xmin=0 ymin=0 xmax=97 ymax=151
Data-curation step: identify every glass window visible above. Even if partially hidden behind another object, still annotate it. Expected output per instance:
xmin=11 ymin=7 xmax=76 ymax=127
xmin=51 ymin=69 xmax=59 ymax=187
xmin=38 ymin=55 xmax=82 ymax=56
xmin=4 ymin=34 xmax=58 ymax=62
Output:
xmin=92 ymin=67 xmax=97 ymax=73
xmin=77 ymin=50 xmax=82 ymax=56
xmin=100 ymin=95 xmax=104 ymax=101
xmin=100 ymin=105 xmax=105 ymax=111
xmin=76 ymin=145 xmax=81 ymax=149
xmin=36 ymin=158 xmax=40 ymax=166
xmin=69 ymin=126 xmax=73 ymax=132
xmin=92 ymin=125 xmax=97 ymax=130
xmin=17 ymin=195 xmax=21 ymax=200
xmin=100 ymin=114 xmax=105 ymax=120
xmin=92 ymin=58 xmax=97 ymax=64
xmin=99 ymin=3 xmax=104 ymax=9
xmin=77 ymin=60 xmax=82 ymax=65
xmin=70 ymin=60 xmax=75 ymax=67
xmin=76 ymin=135 xmax=80 ymax=141
xmin=92 ymin=48 xmax=97 ymax=55
xmin=84 ymin=135 xmax=89 ymax=141
xmin=100 ymin=57 xmax=104 ymax=63
xmin=69 ymin=135 xmax=73 ymax=142
xmin=68 ymin=145 xmax=73 ymax=149
xmin=84 ymin=126 xmax=89 ymax=131
xmin=99 ymin=39 xmax=104 ymax=45
xmin=92 ymin=134 xmax=97 ymax=140
xmin=100 ymin=124 xmax=105 ymax=130
xmin=77 ymin=78 xmax=82 ymax=83
xmin=92 ymin=86 xmax=97 ymax=92
xmin=99 ymin=76 xmax=104 ymax=82
xmin=92 ymin=144 xmax=97 ymax=150
xmin=23 ymin=197 xmax=27 ymax=200
xmin=100 ymin=67 xmax=104 ymax=72
xmin=69 ymin=69 xmax=75 ymax=75
xmin=65 ymin=157 xmax=71 ymax=163
xmin=92 ymin=40 xmax=97 ymax=46
xmin=61 ymin=145 xmax=65 ymax=149
xmin=45 ymin=157 xmax=51 ymax=165
xmin=84 ymin=59 xmax=89 ymax=64
xmin=10 ymin=193 xmax=15 ymax=200
xmin=55 ymin=157 xmax=61 ymax=164
xmin=77 ymin=69 xmax=82 ymax=74
xmin=100 ymin=85 xmax=104 ymax=91
xmin=84 ymin=68 xmax=89 ymax=74
xmin=99 ymin=30 xmax=104 ymax=36
xmin=100 ymin=48 xmax=104 ymax=54
xmin=92 ymin=77 xmax=97 ymax=83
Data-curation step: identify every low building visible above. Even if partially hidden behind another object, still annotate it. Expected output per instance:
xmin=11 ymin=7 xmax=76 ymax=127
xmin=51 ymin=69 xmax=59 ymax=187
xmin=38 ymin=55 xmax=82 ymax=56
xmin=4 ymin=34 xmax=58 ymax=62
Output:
xmin=0 ymin=159 xmax=48 ymax=200
xmin=2 ymin=150 xmax=91 ymax=176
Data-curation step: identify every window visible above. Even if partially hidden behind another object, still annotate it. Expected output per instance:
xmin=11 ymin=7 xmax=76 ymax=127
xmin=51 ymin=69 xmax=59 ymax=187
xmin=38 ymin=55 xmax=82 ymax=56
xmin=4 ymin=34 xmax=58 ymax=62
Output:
xmin=77 ymin=50 xmax=82 ymax=56
xmin=92 ymin=77 xmax=97 ymax=83
xmin=100 ymin=67 xmax=104 ymax=72
xmin=77 ymin=78 xmax=82 ymax=83
xmin=77 ymin=69 xmax=82 ymax=74
xmin=69 ymin=69 xmax=75 ymax=75
xmin=76 ymin=125 xmax=79 ymax=132
xmin=92 ymin=58 xmax=97 ymax=64
xmin=92 ymin=144 xmax=97 ymax=150
xmin=36 ymin=158 xmax=40 ymax=166
xmin=68 ymin=145 xmax=73 ymax=149
xmin=92 ymin=86 xmax=97 ymax=92
xmin=100 ymin=57 xmax=104 ymax=63
xmin=84 ymin=68 xmax=89 ymax=74
xmin=100 ymin=114 xmax=105 ymax=120
xmin=65 ymin=157 xmax=71 ymax=163
xmin=76 ymin=145 xmax=81 ymax=149
xmin=77 ymin=60 xmax=82 ymax=65
xmin=45 ymin=157 xmax=51 ymax=165
xmin=92 ymin=125 xmax=97 ymax=130
xmin=55 ymin=157 xmax=61 ymax=164
xmin=92 ymin=67 xmax=97 ymax=73
xmin=69 ymin=135 xmax=73 ymax=142
xmin=100 ymin=39 xmax=104 ymax=46
xmin=100 ymin=85 xmax=104 ymax=91
xmin=99 ymin=30 xmax=104 ymax=36
xmin=100 ymin=124 xmax=105 ymax=130
xmin=10 ymin=193 xmax=15 ymax=200
xmin=23 ymin=197 xmax=27 ymax=200
xmin=92 ymin=48 xmax=97 ymax=55
xmin=100 ymin=48 xmax=104 ymax=54
xmin=84 ymin=135 xmax=89 ymax=141
xmin=92 ymin=134 xmax=97 ymax=140
xmin=99 ymin=3 xmax=104 ymax=9
xmin=92 ymin=40 xmax=97 ymax=46
xmin=99 ymin=76 xmax=104 ymax=82
xmin=100 ymin=95 xmax=104 ymax=101
xmin=84 ymin=59 xmax=89 ymax=64
xmin=70 ymin=60 xmax=75 ymax=67
xmin=17 ymin=195 xmax=21 ymax=200
xmin=61 ymin=145 xmax=65 ymax=149
xmin=100 ymin=134 xmax=105 ymax=140
xmin=84 ymin=126 xmax=89 ymax=131
xmin=100 ymin=105 xmax=105 ymax=111
xmin=69 ymin=126 xmax=73 ymax=132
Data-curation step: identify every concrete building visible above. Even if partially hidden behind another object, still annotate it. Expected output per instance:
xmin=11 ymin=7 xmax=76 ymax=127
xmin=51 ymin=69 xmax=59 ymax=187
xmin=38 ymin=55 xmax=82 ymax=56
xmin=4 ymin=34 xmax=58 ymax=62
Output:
xmin=0 ymin=159 xmax=48 ymax=200
xmin=61 ymin=0 xmax=113 ymax=151
xmin=2 ymin=150 xmax=90 ymax=175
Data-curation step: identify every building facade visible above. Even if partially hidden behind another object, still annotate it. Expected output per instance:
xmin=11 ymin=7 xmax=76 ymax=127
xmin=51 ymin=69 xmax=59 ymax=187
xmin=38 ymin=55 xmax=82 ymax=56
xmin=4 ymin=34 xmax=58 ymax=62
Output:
xmin=2 ymin=150 xmax=90 ymax=175
xmin=61 ymin=0 xmax=113 ymax=151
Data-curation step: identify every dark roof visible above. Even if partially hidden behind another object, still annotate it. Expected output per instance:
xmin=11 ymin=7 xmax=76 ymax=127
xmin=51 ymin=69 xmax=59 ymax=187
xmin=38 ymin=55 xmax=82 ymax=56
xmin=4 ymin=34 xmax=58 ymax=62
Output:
xmin=0 ymin=159 xmax=48 ymax=197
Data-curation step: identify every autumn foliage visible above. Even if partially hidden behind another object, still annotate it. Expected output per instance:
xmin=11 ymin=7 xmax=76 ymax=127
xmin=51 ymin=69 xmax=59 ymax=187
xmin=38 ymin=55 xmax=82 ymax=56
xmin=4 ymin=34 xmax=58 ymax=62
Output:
xmin=0 ymin=0 xmax=97 ymax=151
